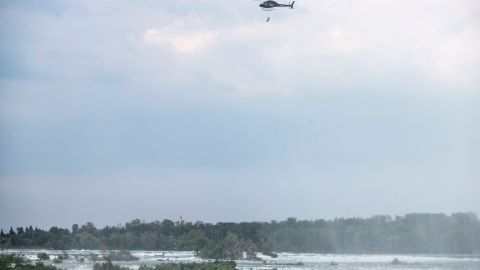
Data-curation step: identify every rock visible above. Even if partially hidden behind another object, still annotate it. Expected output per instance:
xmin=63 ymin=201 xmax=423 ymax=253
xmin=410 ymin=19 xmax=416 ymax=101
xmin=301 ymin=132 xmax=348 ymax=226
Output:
xmin=391 ymin=258 xmax=401 ymax=265
xmin=262 ymin=251 xmax=278 ymax=258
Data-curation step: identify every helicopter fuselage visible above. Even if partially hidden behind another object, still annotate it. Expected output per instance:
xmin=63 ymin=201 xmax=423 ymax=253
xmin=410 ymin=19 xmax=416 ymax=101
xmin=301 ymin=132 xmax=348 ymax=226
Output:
xmin=259 ymin=1 xmax=295 ymax=9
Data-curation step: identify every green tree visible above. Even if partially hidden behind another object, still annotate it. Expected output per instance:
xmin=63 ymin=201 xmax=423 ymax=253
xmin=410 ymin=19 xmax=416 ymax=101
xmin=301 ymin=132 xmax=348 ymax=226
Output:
xmin=72 ymin=224 xmax=79 ymax=234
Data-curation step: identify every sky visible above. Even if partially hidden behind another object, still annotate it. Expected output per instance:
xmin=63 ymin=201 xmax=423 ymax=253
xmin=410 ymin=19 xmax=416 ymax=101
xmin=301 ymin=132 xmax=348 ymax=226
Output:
xmin=0 ymin=0 xmax=479 ymax=230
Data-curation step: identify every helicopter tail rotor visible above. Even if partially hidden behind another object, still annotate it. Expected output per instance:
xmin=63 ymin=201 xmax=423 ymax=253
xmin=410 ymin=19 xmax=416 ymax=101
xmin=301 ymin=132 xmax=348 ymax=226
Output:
xmin=290 ymin=1 xmax=295 ymax=9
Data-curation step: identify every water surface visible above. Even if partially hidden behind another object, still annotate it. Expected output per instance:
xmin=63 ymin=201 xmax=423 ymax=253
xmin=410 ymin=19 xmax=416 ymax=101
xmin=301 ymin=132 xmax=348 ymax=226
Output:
xmin=5 ymin=249 xmax=480 ymax=270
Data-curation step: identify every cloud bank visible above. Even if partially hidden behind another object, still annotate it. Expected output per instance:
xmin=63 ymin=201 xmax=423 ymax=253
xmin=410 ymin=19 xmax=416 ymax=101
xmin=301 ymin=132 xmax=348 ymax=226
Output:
xmin=0 ymin=0 xmax=479 ymax=229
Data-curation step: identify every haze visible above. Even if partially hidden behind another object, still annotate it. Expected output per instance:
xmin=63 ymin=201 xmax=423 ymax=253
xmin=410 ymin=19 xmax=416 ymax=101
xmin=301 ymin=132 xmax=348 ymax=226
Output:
xmin=0 ymin=0 xmax=479 ymax=230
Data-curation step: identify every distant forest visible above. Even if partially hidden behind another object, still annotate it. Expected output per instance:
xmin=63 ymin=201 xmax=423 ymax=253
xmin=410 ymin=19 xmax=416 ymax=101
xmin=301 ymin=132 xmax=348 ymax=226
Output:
xmin=2 ymin=213 xmax=480 ymax=257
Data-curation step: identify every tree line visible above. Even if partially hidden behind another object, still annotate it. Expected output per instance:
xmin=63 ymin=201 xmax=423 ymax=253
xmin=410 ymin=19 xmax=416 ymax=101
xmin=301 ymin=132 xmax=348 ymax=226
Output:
xmin=1 ymin=213 xmax=479 ymax=257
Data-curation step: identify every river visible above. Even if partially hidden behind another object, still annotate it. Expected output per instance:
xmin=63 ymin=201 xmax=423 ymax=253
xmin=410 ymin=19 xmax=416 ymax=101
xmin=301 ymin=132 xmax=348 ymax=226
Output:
xmin=4 ymin=250 xmax=480 ymax=270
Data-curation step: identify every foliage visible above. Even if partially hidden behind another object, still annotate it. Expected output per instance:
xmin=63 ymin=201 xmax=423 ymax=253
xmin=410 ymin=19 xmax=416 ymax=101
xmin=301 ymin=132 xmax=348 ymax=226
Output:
xmin=0 ymin=254 xmax=60 ymax=270
xmin=93 ymin=260 xmax=130 ymax=270
xmin=138 ymin=261 xmax=236 ymax=270
xmin=1 ymin=236 xmax=9 ymax=252
xmin=103 ymin=250 xmax=138 ymax=261
xmin=74 ymin=255 xmax=85 ymax=263
xmin=37 ymin=253 xmax=49 ymax=261
xmin=3 ymin=213 xmax=480 ymax=256
xmin=58 ymin=251 xmax=69 ymax=260
xmin=197 ymin=232 xmax=258 ymax=260
xmin=89 ymin=253 xmax=101 ymax=262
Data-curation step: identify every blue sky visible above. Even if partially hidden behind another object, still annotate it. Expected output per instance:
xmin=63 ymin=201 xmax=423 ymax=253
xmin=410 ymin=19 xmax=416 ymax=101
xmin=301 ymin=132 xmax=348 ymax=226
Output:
xmin=1 ymin=0 xmax=479 ymax=230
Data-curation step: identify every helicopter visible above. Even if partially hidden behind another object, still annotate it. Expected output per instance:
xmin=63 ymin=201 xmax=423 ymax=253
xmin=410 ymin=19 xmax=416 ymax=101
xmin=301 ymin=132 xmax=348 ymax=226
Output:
xmin=259 ymin=1 xmax=295 ymax=10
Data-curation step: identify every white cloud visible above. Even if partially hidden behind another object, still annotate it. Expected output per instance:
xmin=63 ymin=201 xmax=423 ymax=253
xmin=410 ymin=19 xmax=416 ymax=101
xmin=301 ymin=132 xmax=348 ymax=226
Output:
xmin=212 ymin=0 xmax=479 ymax=95
xmin=1 ymin=0 xmax=479 ymax=227
xmin=418 ymin=26 xmax=480 ymax=90
xmin=144 ymin=20 xmax=217 ymax=54
xmin=2 ymin=0 xmax=478 ymax=97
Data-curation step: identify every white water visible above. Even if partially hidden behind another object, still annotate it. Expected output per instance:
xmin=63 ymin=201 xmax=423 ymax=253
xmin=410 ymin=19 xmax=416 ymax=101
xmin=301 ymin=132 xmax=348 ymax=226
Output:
xmin=5 ymin=250 xmax=480 ymax=270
